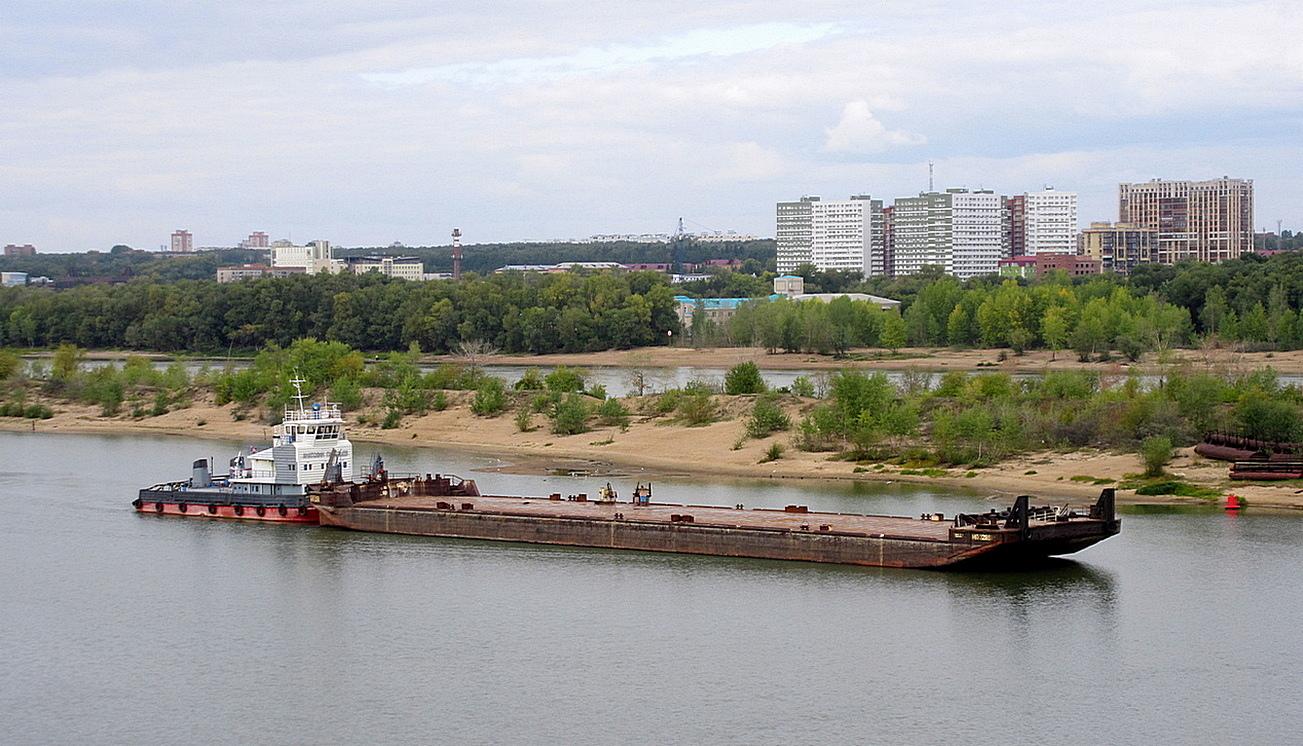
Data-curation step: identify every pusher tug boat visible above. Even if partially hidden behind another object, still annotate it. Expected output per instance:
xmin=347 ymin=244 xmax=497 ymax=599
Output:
xmin=133 ymin=378 xmax=357 ymax=523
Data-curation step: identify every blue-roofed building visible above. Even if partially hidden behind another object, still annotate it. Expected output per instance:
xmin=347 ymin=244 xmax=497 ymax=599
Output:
xmin=674 ymin=295 xmax=780 ymax=328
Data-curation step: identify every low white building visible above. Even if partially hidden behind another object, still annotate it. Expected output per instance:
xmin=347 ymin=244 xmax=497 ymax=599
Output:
xmin=270 ymin=239 xmax=341 ymax=273
xmin=791 ymin=293 xmax=900 ymax=310
xmin=773 ymin=275 xmax=898 ymax=309
xmin=342 ymin=256 xmax=425 ymax=281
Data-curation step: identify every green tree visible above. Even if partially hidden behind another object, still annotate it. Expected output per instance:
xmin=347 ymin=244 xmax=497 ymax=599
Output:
xmin=676 ymin=391 xmax=717 ymax=426
xmin=594 ymin=397 xmax=631 ymax=430
xmin=880 ymin=309 xmax=907 ymax=352
xmin=1042 ymin=305 xmax=1069 ymax=361
xmin=550 ymin=394 xmax=591 ymax=435
xmin=1140 ymin=435 xmax=1173 ymax=477
xmin=946 ymin=304 xmax=973 ymax=346
xmin=1201 ymin=285 xmax=1229 ymax=336
xmin=1239 ymin=303 xmax=1270 ymax=345
xmin=746 ymin=398 xmax=791 ymax=438
xmin=51 ymin=342 xmax=84 ymax=381
xmin=724 ymin=361 xmax=766 ymax=394
xmin=1072 ymin=299 xmax=1110 ymax=361
xmin=1234 ymin=395 xmax=1303 ymax=442
xmin=0 ymin=349 xmax=21 ymax=380
xmin=544 ymin=365 xmax=586 ymax=392
xmin=471 ymin=377 xmax=509 ymax=416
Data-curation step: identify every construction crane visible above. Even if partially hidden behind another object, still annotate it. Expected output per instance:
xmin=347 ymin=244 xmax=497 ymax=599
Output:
xmin=671 ymin=217 xmax=690 ymax=274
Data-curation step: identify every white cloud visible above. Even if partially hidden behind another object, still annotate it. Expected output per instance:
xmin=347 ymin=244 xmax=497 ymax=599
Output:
xmin=823 ymin=100 xmax=926 ymax=153
xmin=1 ymin=2 xmax=1301 ymax=249
xmin=363 ymin=22 xmax=840 ymax=88
xmin=712 ymin=142 xmax=788 ymax=183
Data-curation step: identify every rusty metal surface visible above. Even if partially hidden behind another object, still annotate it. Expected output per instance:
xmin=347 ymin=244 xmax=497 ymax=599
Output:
xmin=320 ymin=506 xmax=970 ymax=567
xmin=367 ymin=493 xmax=959 ymax=541
xmin=317 ymin=488 xmax=1118 ymax=569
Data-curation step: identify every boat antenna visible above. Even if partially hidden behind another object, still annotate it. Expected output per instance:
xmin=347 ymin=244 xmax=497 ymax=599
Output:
xmin=289 ymin=373 xmax=309 ymax=414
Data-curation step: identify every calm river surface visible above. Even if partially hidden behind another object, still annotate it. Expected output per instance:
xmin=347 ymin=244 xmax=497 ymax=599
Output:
xmin=3 ymin=431 xmax=1302 ymax=745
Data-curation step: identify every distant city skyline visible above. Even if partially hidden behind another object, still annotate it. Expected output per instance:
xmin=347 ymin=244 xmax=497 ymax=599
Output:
xmin=3 ymin=2 xmax=1300 ymax=252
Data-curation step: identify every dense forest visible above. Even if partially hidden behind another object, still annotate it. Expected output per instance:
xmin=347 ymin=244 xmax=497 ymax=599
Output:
xmin=359 ymin=238 xmax=776 ymax=275
xmin=681 ymin=252 xmax=1303 ymax=358
xmin=0 ymin=270 xmax=681 ymax=353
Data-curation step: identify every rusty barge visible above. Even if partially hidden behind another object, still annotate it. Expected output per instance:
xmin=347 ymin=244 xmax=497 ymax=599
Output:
xmin=311 ymin=476 xmax=1120 ymax=569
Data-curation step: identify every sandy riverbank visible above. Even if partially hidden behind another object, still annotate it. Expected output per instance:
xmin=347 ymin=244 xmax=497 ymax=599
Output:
xmin=5 ymin=384 xmax=1298 ymax=510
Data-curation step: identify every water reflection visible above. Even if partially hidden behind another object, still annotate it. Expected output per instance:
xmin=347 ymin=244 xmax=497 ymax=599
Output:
xmin=943 ymin=559 xmax=1118 ymax=610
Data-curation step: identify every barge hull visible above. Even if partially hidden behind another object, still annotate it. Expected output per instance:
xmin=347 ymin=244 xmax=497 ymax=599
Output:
xmin=316 ymin=489 xmax=1120 ymax=570
xmin=318 ymin=505 xmax=990 ymax=568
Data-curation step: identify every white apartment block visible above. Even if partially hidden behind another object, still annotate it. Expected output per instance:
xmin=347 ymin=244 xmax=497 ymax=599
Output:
xmin=776 ymin=197 xmax=815 ymax=274
xmin=775 ymin=195 xmax=884 ymax=277
xmin=1022 ymin=188 xmax=1077 ymax=255
xmin=270 ymin=239 xmax=341 ymax=273
xmin=891 ymin=189 xmax=1008 ymax=279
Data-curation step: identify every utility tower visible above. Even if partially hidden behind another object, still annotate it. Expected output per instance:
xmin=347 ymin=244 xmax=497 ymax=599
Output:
xmin=451 ymin=228 xmax=463 ymax=281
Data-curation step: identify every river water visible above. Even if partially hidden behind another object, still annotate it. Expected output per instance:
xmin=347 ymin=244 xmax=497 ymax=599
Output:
xmin=3 ymin=430 xmax=1302 ymax=744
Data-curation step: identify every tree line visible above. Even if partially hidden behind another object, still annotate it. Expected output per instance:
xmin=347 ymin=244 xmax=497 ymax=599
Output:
xmin=681 ymin=252 xmax=1303 ymax=357
xmin=357 ymin=238 xmax=775 ymax=276
xmin=0 ymin=271 xmax=680 ymax=354
xmin=10 ymin=246 xmax=1303 ymax=358
xmin=0 ymin=238 xmax=777 ymax=283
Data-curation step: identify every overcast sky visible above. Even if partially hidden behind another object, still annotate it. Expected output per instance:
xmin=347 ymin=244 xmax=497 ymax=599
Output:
xmin=3 ymin=1 xmax=1300 ymax=252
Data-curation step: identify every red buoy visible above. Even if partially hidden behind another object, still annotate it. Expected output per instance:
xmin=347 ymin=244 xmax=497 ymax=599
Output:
xmin=1226 ymin=493 xmax=1242 ymax=511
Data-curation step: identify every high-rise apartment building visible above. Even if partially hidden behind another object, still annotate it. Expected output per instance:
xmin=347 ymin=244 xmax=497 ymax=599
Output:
xmin=1006 ymin=195 xmax=1026 ymax=257
xmin=170 ymin=230 xmax=193 ymax=253
xmin=1021 ymin=188 xmax=1077 ymax=254
xmin=775 ymin=195 xmax=884 ymax=277
xmin=1078 ymin=222 xmax=1158 ymax=274
xmin=881 ymin=205 xmax=895 ymax=277
xmin=776 ymin=198 xmax=815 ymax=274
xmin=891 ymin=189 xmax=1007 ymax=279
xmin=1118 ymin=177 xmax=1253 ymax=264
xmin=242 ymin=231 xmax=270 ymax=249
